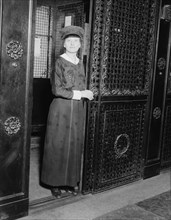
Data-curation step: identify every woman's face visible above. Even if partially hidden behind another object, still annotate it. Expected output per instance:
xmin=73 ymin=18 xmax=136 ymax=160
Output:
xmin=64 ymin=36 xmax=81 ymax=53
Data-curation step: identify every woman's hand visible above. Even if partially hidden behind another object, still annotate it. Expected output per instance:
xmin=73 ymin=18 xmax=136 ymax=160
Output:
xmin=81 ymin=90 xmax=94 ymax=100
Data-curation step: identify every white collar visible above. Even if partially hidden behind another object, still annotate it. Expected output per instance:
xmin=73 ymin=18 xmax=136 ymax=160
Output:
xmin=60 ymin=53 xmax=79 ymax=65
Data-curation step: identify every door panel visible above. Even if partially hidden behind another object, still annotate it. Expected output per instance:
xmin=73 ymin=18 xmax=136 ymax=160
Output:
xmin=143 ymin=18 xmax=168 ymax=177
xmin=82 ymin=0 xmax=160 ymax=193
xmin=161 ymin=2 xmax=171 ymax=169
xmin=0 ymin=0 xmax=35 ymax=219
xmin=92 ymin=101 xmax=146 ymax=192
xmin=144 ymin=0 xmax=171 ymax=177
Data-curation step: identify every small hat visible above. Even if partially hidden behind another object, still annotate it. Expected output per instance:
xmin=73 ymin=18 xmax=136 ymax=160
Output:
xmin=60 ymin=26 xmax=84 ymax=40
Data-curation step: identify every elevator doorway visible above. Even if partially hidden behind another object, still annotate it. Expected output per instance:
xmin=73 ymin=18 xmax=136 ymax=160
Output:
xmin=1 ymin=1 xmax=171 ymax=219
xmin=29 ymin=0 xmax=91 ymax=203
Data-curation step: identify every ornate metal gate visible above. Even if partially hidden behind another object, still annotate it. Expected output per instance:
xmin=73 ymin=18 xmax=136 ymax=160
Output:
xmin=82 ymin=0 xmax=160 ymax=193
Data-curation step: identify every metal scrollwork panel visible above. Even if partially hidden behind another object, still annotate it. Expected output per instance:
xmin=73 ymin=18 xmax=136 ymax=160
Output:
xmin=89 ymin=0 xmax=159 ymax=96
xmin=89 ymin=0 xmax=104 ymax=96
xmin=6 ymin=40 xmax=23 ymax=60
xmin=92 ymin=101 xmax=146 ymax=192
xmin=82 ymin=102 xmax=99 ymax=193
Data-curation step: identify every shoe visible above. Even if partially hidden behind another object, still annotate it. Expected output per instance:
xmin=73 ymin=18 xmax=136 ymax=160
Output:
xmin=67 ymin=187 xmax=78 ymax=196
xmin=72 ymin=189 xmax=78 ymax=196
xmin=51 ymin=188 xmax=61 ymax=199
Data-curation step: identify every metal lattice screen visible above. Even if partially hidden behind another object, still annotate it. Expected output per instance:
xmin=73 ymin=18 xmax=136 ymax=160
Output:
xmin=82 ymin=0 xmax=159 ymax=193
xmin=90 ymin=0 xmax=157 ymax=96
xmin=93 ymin=102 xmax=146 ymax=191
xmin=34 ymin=5 xmax=53 ymax=78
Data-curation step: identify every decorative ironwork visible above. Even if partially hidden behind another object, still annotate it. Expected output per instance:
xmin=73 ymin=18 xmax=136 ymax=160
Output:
xmin=114 ymin=134 xmax=130 ymax=158
xmin=153 ymin=107 xmax=161 ymax=119
xmin=82 ymin=102 xmax=98 ymax=193
xmin=89 ymin=0 xmax=104 ymax=96
xmin=83 ymin=0 xmax=160 ymax=194
xmin=6 ymin=40 xmax=23 ymax=59
xmin=92 ymin=102 xmax=145 ymax=191
xmin=157 ymin=57 xmax=166 ymax=70
xmin=89 ymin=0 xmax=159 ymax=96
xmin=4 ymin=116 xmax=21 ymax=135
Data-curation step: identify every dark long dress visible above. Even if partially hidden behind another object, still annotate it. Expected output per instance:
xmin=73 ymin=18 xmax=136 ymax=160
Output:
xmin=41 ymin=56 xmax=85 ymax=187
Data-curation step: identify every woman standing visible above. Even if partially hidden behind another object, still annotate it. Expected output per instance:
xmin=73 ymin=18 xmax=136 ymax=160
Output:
xmin=41 ymin=26 xmax=94 ymax=198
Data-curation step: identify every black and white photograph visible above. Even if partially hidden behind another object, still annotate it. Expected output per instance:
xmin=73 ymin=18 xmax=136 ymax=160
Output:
xmin=0 ymin=0 xmax=171 ymax=219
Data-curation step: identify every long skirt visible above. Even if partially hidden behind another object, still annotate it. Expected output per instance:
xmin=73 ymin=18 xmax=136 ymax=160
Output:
xmin=41 ymin=98 xmax=85 ymax=187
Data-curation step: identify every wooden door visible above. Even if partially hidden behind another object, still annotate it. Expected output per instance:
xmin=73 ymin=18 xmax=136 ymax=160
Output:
xmin=0 ymin=0 xmax=35 ymax=219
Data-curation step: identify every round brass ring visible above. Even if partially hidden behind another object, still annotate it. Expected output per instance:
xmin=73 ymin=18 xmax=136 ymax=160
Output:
xmin=114 ymin=133 xmax=130 ymax=158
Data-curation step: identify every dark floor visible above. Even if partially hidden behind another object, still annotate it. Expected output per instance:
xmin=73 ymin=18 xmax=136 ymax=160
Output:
xmin=95 ymin=191 xmax=171 ymax=220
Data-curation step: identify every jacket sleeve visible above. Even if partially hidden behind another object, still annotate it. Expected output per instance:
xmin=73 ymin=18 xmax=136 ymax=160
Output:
xmin=51 ymin=60 xmax=74 ymax=99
